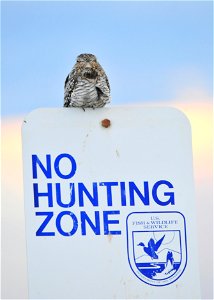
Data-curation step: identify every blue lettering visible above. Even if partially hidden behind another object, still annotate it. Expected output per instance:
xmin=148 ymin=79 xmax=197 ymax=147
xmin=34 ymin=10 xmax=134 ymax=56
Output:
xmin=152 ymin=180 xmax=175 ymax=206
xmin=36 ymin=212 xmax=55 ymax=236
xmin=33 ymin=183 xmax=53 ymax=207
xmin=129 ymin=181 xmax=149 ymax=206
xmin=81 ymin=211 xmax=100 ymax=235
xmin=103 ymin=210 xmax=121 ymax=235
xmin=32 ymin=154 xmax=52 ymax=179
xmin=54 ymin=153 xmax=77 ymax=179
xmin=56 ymin=211 xmax=78 ymax=236
xmin=120 ymin=182 xmax=126 ymax=206
xmin=99 ymin=182 xmax=118 ymax=206
xmin=56 ymin=183 xmax=75 ymax=207
xmin=78 ymin=183 xmax=98 ymax=207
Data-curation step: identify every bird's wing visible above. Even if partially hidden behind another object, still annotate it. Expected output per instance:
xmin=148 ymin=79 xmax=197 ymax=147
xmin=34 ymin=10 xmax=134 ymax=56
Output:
xmin=95 ymin=75 xmax=110 ymax=99
xmin=148 ymin=238 xmax=155 ymax=249
xmin=97 ymin=63 xmax=110 ymax=92
xmin=104 ymin=73 xmax=110 ymax=92
xmin=154 ymin=235 xmax=165 ymax=251
xmin=147 ymin=239 xmax=157 ymax=258
xmin=64 ymin=67 xmax=78 ymax=106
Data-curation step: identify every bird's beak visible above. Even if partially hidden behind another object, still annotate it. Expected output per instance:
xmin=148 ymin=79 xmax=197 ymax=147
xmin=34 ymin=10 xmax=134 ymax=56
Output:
xmin=85 ymin=62 xmax=92 ymax=69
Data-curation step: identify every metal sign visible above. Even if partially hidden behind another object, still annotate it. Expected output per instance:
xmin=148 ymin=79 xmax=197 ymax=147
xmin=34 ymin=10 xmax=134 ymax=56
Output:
xmin=22 ymin=106 xmax=200 ymax=298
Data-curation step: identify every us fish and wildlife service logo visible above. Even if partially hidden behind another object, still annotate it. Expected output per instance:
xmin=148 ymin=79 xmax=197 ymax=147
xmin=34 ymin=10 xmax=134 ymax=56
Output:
xmin=126 ymin=212 xmax=187 ymax=286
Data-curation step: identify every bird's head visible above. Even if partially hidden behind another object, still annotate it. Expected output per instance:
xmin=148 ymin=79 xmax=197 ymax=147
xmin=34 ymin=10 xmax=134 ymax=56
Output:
xmin=76 ymin=53 xmax=99 ymax=79
xmin=138 ymin=242 xmax=145 ymax=247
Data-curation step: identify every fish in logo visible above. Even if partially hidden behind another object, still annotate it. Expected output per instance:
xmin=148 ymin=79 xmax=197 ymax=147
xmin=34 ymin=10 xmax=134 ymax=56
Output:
xmin=126 ymin=211 xmax=187 ymax=286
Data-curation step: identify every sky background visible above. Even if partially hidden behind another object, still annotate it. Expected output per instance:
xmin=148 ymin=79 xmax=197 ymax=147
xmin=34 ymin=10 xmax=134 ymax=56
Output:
xmin=1 ymin=0 xmax=213 ymax=116
xmin=1 ymin=1 xmax=213 ymax=299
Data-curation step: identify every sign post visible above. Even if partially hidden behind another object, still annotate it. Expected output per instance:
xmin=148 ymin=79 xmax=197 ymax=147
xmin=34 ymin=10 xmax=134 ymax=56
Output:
xmin=22 ymin=106 xmax=201 ymax=298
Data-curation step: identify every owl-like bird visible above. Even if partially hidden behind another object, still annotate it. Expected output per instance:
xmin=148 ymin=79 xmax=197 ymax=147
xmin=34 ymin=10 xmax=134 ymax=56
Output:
xmin=64 ymin=53 xmax=110 ymax=109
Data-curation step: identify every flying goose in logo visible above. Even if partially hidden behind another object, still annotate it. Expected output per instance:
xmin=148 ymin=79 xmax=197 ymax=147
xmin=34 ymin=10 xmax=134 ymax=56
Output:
xmin=138 ymin=235 xmax=165 ymax=259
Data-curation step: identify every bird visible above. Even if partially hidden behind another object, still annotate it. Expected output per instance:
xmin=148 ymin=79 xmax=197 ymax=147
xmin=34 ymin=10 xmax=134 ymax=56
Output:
xmin=64 ymin=53 xmax=110 ymax=109
xmin=138 ymin=235 xmax=165 ymax=259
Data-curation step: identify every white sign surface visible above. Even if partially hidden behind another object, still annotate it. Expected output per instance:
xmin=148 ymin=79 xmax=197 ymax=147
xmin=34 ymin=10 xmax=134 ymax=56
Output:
xmin=22 ymin=106 xmax=200 ymax=298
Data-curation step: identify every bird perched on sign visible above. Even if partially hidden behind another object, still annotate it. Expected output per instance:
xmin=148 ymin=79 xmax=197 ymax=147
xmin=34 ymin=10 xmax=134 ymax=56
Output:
xmin=64 ymin=53 xmax=110 ymax=109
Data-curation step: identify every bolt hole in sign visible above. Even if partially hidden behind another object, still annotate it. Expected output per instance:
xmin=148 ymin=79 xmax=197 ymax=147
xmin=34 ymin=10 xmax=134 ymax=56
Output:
xmin=22 ymin=106 xmax=201 ymax=299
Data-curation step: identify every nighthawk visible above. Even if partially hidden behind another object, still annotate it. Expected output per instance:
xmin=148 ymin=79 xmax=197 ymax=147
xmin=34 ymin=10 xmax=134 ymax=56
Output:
xmin=64 ymin=53 xmax=110 ymax=109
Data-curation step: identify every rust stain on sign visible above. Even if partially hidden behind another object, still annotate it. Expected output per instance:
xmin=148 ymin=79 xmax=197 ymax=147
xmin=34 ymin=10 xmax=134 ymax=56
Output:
xmin=101 ymin=119 xmax=111 ymax=128
xmin=107 ymin=234 xmax=113 ymax=243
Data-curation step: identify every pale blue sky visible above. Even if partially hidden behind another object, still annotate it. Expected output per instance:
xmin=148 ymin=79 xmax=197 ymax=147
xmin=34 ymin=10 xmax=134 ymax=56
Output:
xmin=1 ymin=1 xmax=213 ymax=116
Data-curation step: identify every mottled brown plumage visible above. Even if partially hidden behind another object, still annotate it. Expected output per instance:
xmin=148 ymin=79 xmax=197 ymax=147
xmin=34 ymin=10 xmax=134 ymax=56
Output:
xmin=64 ymin=54 xmax=110 ymax=109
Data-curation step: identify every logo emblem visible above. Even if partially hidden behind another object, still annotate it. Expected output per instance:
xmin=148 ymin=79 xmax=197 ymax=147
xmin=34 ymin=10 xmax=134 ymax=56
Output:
xmin=126 ymin=211 xmax=187 ymax=286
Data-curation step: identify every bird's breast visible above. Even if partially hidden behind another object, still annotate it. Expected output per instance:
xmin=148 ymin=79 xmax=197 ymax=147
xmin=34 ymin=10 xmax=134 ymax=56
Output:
xmin=71 ymin=78 xmax=98 ymax=103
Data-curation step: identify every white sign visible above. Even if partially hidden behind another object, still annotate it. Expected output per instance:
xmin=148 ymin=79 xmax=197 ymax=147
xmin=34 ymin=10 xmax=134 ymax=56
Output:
xmin=22 ymin=106 xmax=201 ymax=298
